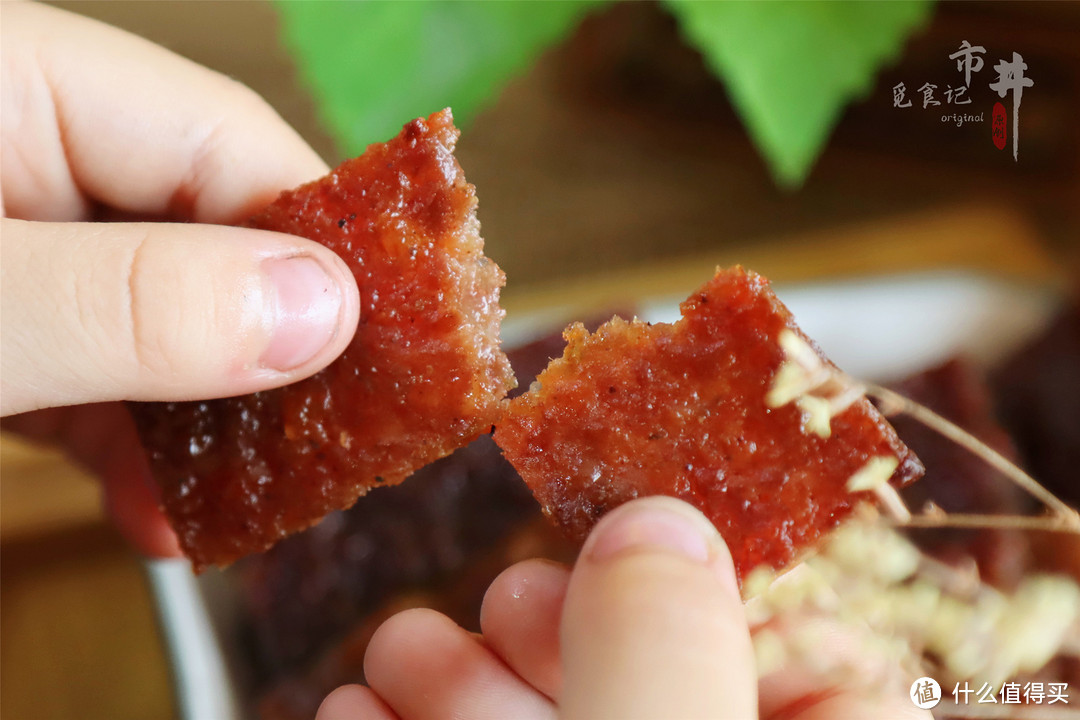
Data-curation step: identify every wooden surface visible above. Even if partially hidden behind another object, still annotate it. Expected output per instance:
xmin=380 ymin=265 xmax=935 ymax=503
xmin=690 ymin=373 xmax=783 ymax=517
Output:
xmin=1 ymin=436 xmax=102 ymax=543
xmin=1 ymin=528 xmax=175 ymax=720
xmin=3 ymin=2 xmax=1076 ymax=719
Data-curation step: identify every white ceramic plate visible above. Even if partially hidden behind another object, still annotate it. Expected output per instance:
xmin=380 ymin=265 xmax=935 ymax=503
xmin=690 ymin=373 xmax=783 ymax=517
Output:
xmin=147 ymin=271 xmax=1058 ymax=720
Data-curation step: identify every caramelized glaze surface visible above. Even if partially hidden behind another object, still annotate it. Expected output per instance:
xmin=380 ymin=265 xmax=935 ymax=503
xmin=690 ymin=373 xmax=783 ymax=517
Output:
xmin=495 ymin=267 xmax=923 ymax=582
xmin=132 ymin=110 xmax=514 ymax=569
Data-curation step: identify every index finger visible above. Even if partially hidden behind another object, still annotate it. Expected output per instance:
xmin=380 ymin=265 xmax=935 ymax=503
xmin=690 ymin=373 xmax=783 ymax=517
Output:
xmin=1 ymin=1 xmax=328 ymax=223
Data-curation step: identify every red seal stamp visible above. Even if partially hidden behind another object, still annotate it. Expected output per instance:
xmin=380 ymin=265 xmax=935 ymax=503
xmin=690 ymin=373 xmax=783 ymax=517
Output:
xmin=992 ymin=101 xmax=1007 ymax=150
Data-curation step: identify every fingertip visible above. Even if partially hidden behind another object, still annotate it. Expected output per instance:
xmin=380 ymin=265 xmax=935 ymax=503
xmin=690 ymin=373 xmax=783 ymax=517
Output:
xmin=584 ymin=496 xmax=741 ymax=599
xmin=101 ymin=453 xmax=182 ymax=559
xmin=102 ymin=486 xmax=182 ymax=559
xmin=481 ymin=558 xmax=569 ymax=700
xmin=363 ymin=607 xmax=450 ymax=688
xmin=364 ymin=607 xmax=555 ymax=720
xmin=135 ymin=514 xmax=183 ymax=559
xmin=560 ymin=496 xmax=756 ymax=719
xmin=480 ymin=558 xmax=570 ymax=629
xmin=317 ymin=685 xmax=398 ymax=720
xmin=85 ymin=405 xmax=182 ymax=559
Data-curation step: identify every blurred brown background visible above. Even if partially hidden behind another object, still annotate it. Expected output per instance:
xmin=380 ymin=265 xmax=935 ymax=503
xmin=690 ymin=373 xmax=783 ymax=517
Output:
xmin=38 ymin=0 xmax=1080 ymax=288
xmin=2 ymin=2 xmax=1077 ymax=718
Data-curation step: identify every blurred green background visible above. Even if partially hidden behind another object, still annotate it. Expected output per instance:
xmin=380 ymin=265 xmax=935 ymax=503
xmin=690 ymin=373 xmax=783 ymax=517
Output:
xmin=272 ymin=0 xmax=932 ymax=187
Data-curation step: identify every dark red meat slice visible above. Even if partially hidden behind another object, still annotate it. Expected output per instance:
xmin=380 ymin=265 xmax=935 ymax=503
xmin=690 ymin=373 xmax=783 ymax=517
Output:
xmin=229 ymin=314 xmax=620 ymax=684
xmin=131 ymin=110 xmax=514 ymax=569
xmin=494 ymin=266 xmax=924 ymax=582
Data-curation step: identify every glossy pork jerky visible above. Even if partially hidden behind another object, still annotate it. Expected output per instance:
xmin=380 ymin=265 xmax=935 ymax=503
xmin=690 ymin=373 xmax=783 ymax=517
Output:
xmin=494 ymin=267 xmax=923 ymax=582
xmin=132 ymin=110 xmax=514 ymax=569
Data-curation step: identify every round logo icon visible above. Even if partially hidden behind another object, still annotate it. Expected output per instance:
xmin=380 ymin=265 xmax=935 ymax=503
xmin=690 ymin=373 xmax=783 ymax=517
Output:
xmin=910 ymin=677 xmax=942 ymax=709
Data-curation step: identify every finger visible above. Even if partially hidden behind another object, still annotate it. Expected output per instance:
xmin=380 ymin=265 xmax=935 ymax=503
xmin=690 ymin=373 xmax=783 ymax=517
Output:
xmin=2 ymin=1 xmax=327 ymax=223
xmin=364 ymin=608 xmax=556 ymax=720
xmin=317 ymin=685 xmax=399 ymax=720
xmin=480 ymin=558 xmax=569 ymax=701
xmin=1 ymin=219 xmax=360 ymax=415
xmin=766 ymin=691 xmax=931 ymax=720
xmin=757 ymin=616 xmax=931 ymax=720
xmin=98 ymin=412 xmax=183 ymax=558
xmin=559 ymin=496 xmax=756 ymax=720
xmin=3 ymin=404 xmax=181 ymax=557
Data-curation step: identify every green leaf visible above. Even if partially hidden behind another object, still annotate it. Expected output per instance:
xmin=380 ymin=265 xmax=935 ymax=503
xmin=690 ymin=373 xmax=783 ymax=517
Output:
xmin=663 ymin=0 xmax=933 ymax=187
xmin=274 ymin=0 xmax=608 ymax=155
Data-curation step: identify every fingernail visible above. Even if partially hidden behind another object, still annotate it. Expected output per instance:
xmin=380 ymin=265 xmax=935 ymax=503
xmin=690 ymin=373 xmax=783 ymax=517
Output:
xmin=260 ymin=256 xmax=342 ymax=371
xmin=585 ymin=501 xmax=712 ymax=565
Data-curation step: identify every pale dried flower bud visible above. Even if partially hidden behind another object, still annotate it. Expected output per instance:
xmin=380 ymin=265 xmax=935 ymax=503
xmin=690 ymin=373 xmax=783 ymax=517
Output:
xmin=743 ymin=565 xmax=777 ymax=600
xmin=752 ymin=627 xmax=787 ymax=675
xmin=989 ymin=576 xmax=1080 ymax=680
xmin=767 ymin=330 xmax=865 ymax=437
xmin=846 ymin=455 xmax=900 ymax=493
xmin=796 ymin=395 xmax=834 ymax=438
xmin=767 ymin=360 xmax=813 ymax=408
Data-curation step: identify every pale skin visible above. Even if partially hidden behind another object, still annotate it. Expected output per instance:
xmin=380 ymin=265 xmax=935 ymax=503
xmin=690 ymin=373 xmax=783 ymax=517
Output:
xmin=321 ymin=497 xmax=931 ymax=720
xmin=2 ymin=4 xmax=930 ymax=718
xmin=2 ymin=0 xmax=360 ymax=555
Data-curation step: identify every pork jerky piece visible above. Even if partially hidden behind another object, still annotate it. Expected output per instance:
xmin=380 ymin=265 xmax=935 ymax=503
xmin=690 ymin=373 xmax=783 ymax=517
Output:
xmin=131 ymin=110 xmax=514 ymax=569
xmin=494 ymin=266 xmax=923 ymax=582
xmin=230 ymin=317 xmax=619 ymax=679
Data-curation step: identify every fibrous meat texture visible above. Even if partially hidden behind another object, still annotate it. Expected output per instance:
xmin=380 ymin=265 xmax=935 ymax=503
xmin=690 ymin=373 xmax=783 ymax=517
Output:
xmin=131 ymin=110 xmax=514 ymax=569
xmin=494 ymin=266 xmax=924 ymax=582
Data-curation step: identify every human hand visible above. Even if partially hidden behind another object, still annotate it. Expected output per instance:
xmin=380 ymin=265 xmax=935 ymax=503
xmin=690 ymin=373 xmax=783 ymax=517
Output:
xmin=1 ymin=2 xmax=360 ymax=556
xmin=317 ymin=497 xmax=930 ymax=719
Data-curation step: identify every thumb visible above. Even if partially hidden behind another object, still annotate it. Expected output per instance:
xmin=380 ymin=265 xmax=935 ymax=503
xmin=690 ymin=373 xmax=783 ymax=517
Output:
xmin=1 ymin=218 xmax=360 ymax=415
xmin=559 ymin=496 xmax=756 ymax=720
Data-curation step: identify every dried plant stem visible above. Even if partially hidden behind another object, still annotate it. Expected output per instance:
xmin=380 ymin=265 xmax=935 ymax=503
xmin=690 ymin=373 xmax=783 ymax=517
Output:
xmin=864 ymin=382 xmax=1080 ymax=530
xmin=933 ymin=700 xmax=1080 ymax=719
xmin=874 ymin=483 xmax=912 ymax=523
xmin=900 ymin=513 xmax=1080 ymax=534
